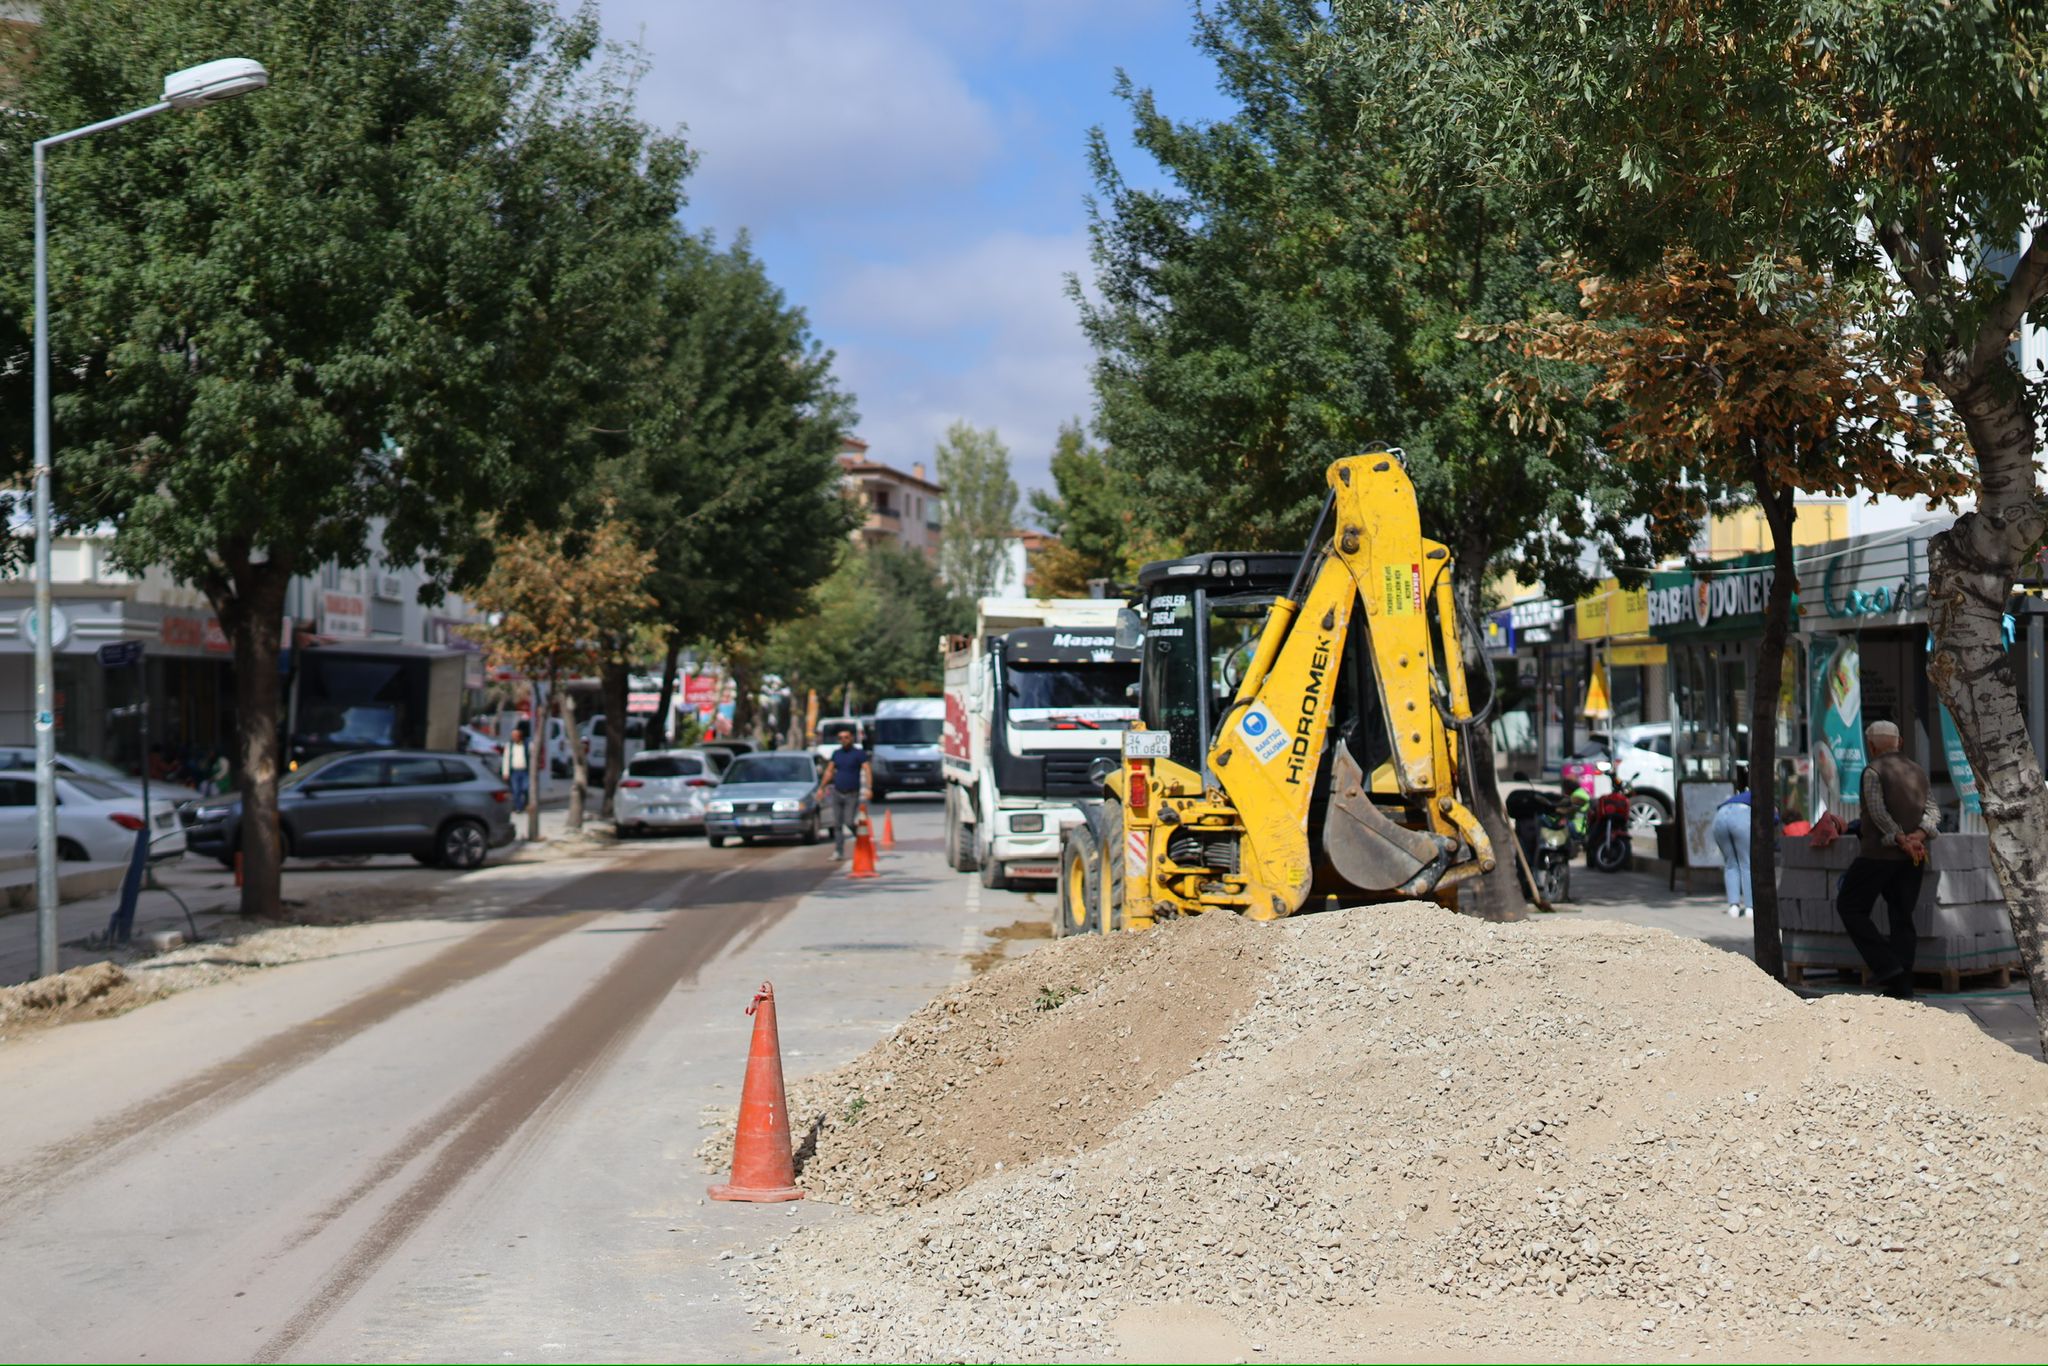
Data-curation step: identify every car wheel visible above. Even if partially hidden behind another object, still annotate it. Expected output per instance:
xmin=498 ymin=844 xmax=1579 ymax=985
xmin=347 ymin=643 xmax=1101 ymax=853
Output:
xmin=1629 ymin=792 xmax=1671 ymax=830
xmin=709 ymin=835 xmax=726 ymax=848
xmin=438 ymin=818 xmax=489 ymax=871
xmin=979 ymin=850 xmax=1006 ymax=891
xmin=57 ymin=837 xmax=87 ymax=863
xmin=802 ymin=818 xmax=821 ymax=846
xmin=618 ymin=822 xmax=640 ymax=840
xmin=872 ymin=785 xmax=888 ymax=803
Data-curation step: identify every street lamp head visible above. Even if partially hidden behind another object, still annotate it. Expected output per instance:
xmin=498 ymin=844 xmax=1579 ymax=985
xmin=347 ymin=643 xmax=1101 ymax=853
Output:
xmin=163 ymin=58 xmax=269 ymax=110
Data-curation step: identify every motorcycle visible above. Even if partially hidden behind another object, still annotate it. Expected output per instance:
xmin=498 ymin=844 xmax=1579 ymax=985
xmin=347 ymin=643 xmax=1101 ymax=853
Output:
xmin=1584 ymin=761 xmax=1634 ymax=873
xmin=1508 ymin=787 xmax=1585 ymax=904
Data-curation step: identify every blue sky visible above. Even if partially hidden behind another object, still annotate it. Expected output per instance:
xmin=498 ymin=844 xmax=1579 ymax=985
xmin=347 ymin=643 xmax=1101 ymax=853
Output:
xmin=592 ymin=0 xmax=1234 ymax=504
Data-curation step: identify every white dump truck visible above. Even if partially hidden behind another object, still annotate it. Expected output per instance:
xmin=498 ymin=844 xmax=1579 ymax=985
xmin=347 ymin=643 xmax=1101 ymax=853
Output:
xmin=941 ymin=598 xmax=1141 ymax=889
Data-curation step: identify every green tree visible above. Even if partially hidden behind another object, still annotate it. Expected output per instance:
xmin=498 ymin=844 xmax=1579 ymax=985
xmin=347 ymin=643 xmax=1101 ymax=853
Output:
xmin=765 ymin=542 xmax=964 ymax=717
xmin=935 ymin=421 xmax=1019 ymax=600
xmin=0 ymin=0 xmax=686 ymax=914
xmin=1372 ymin=0 xmax=2048 ymax=1039
xmin=589 ymin=229 xmax=855 ymax=808
xmin=1077 ymin=0 xmax=1647 ymax=914
xmin=1027 ymin=419 xmax=1164 ymax=598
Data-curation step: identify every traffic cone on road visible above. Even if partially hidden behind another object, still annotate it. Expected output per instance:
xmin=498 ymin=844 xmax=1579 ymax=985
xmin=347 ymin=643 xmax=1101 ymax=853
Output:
xmin=849 ymin=807 xmax=879 ymax=878
xmin=708 ymin=982 xmax=804 ymax=1204
xmin=881 ymin=808 xmax=896 ymax=849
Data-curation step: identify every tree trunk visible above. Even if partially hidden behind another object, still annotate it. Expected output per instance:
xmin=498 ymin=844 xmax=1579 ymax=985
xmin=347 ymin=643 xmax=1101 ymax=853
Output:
xmin=1747 ymin=468 xmax=1795 ymax=982
xmin=729 ymin=644 xmax=760 ymax=741
xmin=210 ymin=556 xmax=292 ymax=919
xmin=1924 ymin=378 xmax=2048 ymax=1055
xmin=562 ymin=685 xmax=587 ymax=831
xmin=1449 ymin=556 xmax=1522 ymax=920
xmin=600 ymin=656 xmax=630 ymax=818
xmin=653 ymin=634 xmax=682 ymax=750
xmin=527 ymin=677 xmax=546 ymax=843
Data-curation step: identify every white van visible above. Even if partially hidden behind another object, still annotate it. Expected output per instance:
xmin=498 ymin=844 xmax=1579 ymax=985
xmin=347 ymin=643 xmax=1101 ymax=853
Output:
xmin=871 ymin=697 xmax=945 ymax=800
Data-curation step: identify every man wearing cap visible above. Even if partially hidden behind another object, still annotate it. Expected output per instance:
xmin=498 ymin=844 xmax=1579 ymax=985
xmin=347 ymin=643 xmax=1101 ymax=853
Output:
xmin=1838 ymin=719 xmax=1942 ymax=999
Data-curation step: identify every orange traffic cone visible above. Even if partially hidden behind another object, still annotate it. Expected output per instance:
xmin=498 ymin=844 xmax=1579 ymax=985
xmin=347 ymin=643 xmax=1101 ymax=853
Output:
xmin=880 ymin=808 xmax=896 ymax=849
xmin=849 ymin=807 xmax=878 ymax=878
xmin=709 ymin=982 xmax=804 ymax=1204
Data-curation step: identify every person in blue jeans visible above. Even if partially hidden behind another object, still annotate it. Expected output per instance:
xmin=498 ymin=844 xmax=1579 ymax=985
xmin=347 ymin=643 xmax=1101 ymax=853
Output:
xmin=1712 ymin=776 xmax=1754 ymax=918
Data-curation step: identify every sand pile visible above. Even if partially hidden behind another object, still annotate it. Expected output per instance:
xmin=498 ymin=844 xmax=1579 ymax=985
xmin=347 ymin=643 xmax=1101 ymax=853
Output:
xmin=701 ymin=911 xmax=1274 ymax=1208
xmin=738 ymin=906 xmax=2048 ymax=1361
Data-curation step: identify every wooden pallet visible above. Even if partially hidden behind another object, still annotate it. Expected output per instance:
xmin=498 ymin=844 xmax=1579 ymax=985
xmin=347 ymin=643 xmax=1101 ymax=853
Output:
xmin=1785 ymin=959 xmax=2022 ymax=993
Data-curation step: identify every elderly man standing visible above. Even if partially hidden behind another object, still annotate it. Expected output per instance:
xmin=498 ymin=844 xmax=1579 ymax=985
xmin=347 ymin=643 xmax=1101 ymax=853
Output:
xmin=1838 ymin=719 xmax=1942 ymax=999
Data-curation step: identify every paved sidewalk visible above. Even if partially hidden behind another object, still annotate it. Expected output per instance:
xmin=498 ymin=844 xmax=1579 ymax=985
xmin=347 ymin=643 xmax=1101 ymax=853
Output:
xmin=0 ymin=796 xmax=620 ymax=986
xmin=1550 ymin=861 xmax=2041 ymax=1060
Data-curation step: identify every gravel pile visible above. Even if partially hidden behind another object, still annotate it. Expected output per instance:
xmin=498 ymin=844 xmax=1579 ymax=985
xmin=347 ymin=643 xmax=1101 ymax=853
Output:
xmin=736 ymin=906 xmax=2048 ymax=1360
xmin=700 ymin=910 xmax=1273 ymax=1208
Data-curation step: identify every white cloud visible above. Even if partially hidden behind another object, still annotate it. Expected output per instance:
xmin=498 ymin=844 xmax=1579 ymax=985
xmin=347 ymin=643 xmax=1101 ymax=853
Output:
xmin=825 ymin=231 xmax=1096 ymax=505
xmin=599 ymin=0 xmax=999 ymax=221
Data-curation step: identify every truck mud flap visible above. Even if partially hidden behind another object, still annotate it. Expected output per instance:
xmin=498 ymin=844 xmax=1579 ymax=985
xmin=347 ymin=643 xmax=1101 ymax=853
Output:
xmin=1322 ymin=747 xmax=1457 ymax=897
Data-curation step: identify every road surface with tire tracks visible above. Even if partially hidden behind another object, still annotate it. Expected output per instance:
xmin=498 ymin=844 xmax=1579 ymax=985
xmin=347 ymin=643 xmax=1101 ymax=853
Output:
xmin=0 ymin=803 xmax=1035 ymax=1361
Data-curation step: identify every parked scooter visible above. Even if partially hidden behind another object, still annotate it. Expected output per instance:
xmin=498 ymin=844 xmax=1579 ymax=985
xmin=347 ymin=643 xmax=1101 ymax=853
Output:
xmin=1584 ymin=761 xmax=1635 ymax=873
xmin=1508 ymin=785 xmax=1586 ymax=904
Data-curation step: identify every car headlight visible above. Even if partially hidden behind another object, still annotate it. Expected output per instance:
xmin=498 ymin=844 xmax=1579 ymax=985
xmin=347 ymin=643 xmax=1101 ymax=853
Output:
xmin=772 ymin=799 xmax=801 ymax=813
xmin=707 ymin=800 xmax=733 ymax=814
xmin=194 ymin=805 xmax=231 ymax=822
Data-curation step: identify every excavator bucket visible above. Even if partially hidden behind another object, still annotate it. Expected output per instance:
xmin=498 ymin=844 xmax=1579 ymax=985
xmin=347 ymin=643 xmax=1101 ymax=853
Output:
xmin=1322 ymin=747 xmax=1459 ymax=897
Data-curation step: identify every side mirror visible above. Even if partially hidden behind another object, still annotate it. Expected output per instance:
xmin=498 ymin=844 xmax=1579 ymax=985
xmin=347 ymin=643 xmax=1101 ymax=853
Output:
xmin=1114 ymin=606 xmax=1145 ymax=650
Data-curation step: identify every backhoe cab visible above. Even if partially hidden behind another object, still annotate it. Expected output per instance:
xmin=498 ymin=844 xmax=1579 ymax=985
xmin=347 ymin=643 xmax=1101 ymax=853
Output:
xmin=1057 ymin=452 xmax=1495 ymax=936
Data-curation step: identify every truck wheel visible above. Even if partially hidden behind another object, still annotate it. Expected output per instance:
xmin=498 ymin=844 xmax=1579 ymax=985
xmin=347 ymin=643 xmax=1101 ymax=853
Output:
xmin=1056 ymin=828 xmax=1101 ymax=937
xmin=979 ymin=846 xmax=1006 ymax=891
xmin=942 ymin=788 xmax=961 ymax=870
xmin=949 ymin=791 xmax=978 ymax=872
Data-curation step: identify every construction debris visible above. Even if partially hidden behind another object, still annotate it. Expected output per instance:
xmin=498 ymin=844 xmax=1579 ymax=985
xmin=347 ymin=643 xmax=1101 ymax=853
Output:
xmin=731 ymin=906 xmax=2048 ymax=1361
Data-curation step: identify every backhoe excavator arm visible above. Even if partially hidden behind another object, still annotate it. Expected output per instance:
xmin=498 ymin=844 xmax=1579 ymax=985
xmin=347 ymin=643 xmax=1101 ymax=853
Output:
xmin=1206 ymin=454 xmax=1494 ymax=918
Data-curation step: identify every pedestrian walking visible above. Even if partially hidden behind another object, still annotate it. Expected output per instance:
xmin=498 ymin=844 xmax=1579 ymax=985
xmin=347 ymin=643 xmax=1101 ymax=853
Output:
xmin=1712 ymin=773 xmax=1755 ymax=918
xmin=818 ymin=727 xmax=870 ymax=858
xmin=1837 ymin=719 xmax=1941 ymax=999
xmin=502 ymin=721 xmax=531 ymax=814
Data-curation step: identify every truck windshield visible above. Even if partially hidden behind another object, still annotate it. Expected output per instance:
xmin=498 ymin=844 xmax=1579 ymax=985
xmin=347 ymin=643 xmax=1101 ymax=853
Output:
xmin=875 ymin=717 xmax=943 ymax=745
xmin=1006 ymin=664 xmax=1137 ymax=729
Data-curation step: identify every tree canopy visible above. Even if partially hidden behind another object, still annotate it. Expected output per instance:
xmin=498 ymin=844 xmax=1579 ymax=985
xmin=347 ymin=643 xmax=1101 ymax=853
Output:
xmin=935 ymin=421 xmax=1019 ymax=600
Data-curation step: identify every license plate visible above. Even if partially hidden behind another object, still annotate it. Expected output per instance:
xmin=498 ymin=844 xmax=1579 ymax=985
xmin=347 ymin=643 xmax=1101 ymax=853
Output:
xmin=1007 ymin=863 xmax=1058 ymax=879
xmin=739 ymin=816 xmax=771 ymax=827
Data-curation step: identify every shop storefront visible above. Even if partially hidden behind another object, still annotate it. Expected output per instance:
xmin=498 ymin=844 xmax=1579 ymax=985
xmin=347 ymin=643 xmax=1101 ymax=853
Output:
xmin=1487 ymin=596 xmax=1571 ymax=780
xmin=1573 ymin=578 xmax=1668 ymax=733
xmin=1647 ymin=552 xmax=1806 ymax=870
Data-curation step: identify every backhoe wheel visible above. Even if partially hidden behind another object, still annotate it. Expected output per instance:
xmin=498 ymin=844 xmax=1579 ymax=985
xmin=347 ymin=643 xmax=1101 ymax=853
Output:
xmin=1098 ymin=804 xmax=1127 ymax=933
xmin=1055 ymin=828 xmax=1101 ymax=937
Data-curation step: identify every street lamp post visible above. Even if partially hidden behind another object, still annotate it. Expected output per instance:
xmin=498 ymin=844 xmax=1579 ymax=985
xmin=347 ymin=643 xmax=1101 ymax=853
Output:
xmin=31 ymin=58 xmax=269 ymax=980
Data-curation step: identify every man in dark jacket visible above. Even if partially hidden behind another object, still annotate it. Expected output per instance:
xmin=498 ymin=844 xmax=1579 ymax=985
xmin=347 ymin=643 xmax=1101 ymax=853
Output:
xmin=1838 ymin=720 xmax=1941 ymax=998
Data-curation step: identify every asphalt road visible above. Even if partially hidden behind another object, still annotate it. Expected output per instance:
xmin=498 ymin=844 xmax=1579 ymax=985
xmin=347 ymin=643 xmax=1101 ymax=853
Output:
xmin=0 ymin=803 xmax=1034 ymax=1363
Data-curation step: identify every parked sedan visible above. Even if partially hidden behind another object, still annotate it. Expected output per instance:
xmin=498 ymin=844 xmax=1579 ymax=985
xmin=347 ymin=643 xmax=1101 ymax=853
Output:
xmin=703 ymin=752 xmax=823 ymax=847
xmin=614 ymin=749 xmax=723 ymax=836
xmin=185 ymin=750 xmax=514 ymax=870
xmin=0 ymin=771 xmax=188 ymax=863
xmin=0 ymin=747 xmax=205 ymax=810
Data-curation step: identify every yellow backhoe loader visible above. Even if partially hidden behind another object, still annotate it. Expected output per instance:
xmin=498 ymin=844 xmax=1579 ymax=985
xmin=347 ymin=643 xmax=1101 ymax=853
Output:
xmin=1056 ymin=451 xmax=1496 ymax=934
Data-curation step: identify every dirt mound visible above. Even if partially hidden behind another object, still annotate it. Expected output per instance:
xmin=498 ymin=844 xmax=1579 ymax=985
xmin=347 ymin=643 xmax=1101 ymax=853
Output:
xmin=745 ymin=906 xmax=2048 ymax=1361
xmin=701 ymin=910 xmax=1274 ymax=1208
xmin=0 ymin=961 xmax=151 ymax=1031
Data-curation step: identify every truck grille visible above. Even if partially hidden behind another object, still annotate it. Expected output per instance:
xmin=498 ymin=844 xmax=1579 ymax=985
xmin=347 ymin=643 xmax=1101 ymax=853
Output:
xmin=1041 ymin=753 xmax=1099 ymax=797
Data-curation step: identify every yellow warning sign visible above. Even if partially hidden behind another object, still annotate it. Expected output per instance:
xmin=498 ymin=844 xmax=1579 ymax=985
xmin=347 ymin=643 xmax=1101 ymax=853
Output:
xmin=1381 ymin=565 xmax=1412 ymax=616
xmin=1582 ymin=662 xmax=1612 ymax=718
